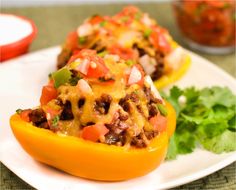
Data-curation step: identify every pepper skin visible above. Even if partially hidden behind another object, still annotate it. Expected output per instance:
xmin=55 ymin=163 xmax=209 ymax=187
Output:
xmin=10 ymin=101 xmax=176 ymax=181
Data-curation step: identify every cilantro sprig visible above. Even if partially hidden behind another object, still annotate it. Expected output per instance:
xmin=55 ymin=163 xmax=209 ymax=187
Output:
xmin=162 ymin=86 xmax=236 ymax=160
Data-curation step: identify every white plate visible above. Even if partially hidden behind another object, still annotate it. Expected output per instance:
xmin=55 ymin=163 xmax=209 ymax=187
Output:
xmin=0 ymin=47 xmax=235 ymax=190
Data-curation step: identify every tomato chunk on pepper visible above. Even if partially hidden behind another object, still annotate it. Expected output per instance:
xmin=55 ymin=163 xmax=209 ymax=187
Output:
xmin=149 ymin=27 xmax=171 ymax=54
xmin=69 ymin=49 xmax=110 ymax=79
xmin=108 ymin=45 xmax=138 ymax=61
xmin=19 ymin=109 xmax=31 ymax=122
xmin=81 ymin=124 xmax=109 ymax=142
xmin=149 ymin=114 xmax=167 ymax=133
xmin=40 ymin=84 xmax=58 ymax=106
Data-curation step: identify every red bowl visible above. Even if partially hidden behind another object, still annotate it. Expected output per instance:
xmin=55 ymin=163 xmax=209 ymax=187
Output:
xmin=0 ymin=14 xmax=37 ymax=62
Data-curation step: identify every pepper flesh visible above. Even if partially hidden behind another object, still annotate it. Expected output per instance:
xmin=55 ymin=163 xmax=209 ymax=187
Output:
xmin=10 ymin=101 xmax=176 ymax=181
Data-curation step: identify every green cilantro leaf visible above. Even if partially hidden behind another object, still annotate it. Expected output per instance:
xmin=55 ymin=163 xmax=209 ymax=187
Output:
xmin=51 ymin=115 xmax=60 ymax=128
xmin=199 ymin=130 xmax=236 ymax=154
xmin=166 ymin=134 xmax=178 ymax=160
xmin=16 ymin=109 xmax=23 ymax=114
xmin=163 ymin=86 xmax=236 ymax=160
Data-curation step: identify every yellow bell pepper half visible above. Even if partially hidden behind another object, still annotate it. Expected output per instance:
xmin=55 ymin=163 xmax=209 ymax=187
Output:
xmin=10 ymin=101 xmax=176 ymax=181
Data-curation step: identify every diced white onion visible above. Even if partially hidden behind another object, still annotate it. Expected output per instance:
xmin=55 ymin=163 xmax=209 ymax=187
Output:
xmin=141 ymin=13 xmax=152 ymax=26
xmin=139 ymin=54 xmax=156 ymax=75
xmin=76 ymin=59 xmax=89 ymax=75
xmin=144 ymin=76 xmax=163 ymax=103
xmin=165 ymin=47 xmax=185 ymax=70
xmin=128 ymin=66 xmax=142 ymax=85
xmin=77 ymin=79 xmax=92 ymax=94
xmin=77 ymin=23 xmax=93 ymax=37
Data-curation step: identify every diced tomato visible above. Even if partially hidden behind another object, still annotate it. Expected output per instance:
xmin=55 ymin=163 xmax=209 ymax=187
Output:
xmin=68 ymin=49 xmax=96 ymax=64
xmin=108 ymin=45 xmax=138 ymax=61
xmin=19 ymin=109 xmax=31 ymax=122
xmin=115 ymin=5 xmax=140 ymax=19
xmin=127 ymin=64 xmax=145 ymax=86
xmin=40 ymin=84 xmax=58 ymax=106
xmin=72 ymin=49 xmax=81 ymax=56
xmin=89 ymin=15 xmax=104 ymax=25
xmin=113 ymin=6 xmax=140 ymax=25
xmin=65 ymin=31 xmax=78 ymax=50
xmin=69 ymin=49 xmax=109 ymax=79
xmin=121 ymin=6 xmax=140 ymax=16
xmin=81 ymin=124 xmax=109 ymax=142
xmin=149 ymin=114 xmax=167 ymax=133
xmin=149 ymin=27 xmax=171 ymax=54
xmin=86 ymin=55 xmax=109 ymax=78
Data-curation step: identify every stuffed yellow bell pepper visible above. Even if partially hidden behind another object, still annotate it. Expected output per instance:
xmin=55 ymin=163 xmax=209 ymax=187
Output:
xmin=57 ymin=6 xmax=191 ymax=89
xmin=10 ymin=49 xmax=176 ymax=181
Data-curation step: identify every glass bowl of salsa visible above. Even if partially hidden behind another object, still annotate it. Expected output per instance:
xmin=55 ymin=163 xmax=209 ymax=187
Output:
xmin=173 ymin=0 xmax=235 ymax=54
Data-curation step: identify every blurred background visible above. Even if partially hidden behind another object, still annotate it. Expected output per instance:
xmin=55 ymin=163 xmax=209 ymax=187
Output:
xmin=3 ymin=0 xmax=164 ymax=7
xmin=1 ymin=0 xmax=235 ymax=75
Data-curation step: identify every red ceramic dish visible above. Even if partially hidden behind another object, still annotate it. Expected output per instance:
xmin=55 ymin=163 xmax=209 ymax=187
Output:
xmin=0 ymin=14 xmax=37 ymax=62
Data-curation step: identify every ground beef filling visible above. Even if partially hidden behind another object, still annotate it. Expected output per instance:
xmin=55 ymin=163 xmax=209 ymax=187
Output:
xmin=94 ymin=94 xmax=112 ymax=114
xmin=57 ymin=48 xmax=72 ymax=69
xmin=24 ymin=88 xmax=163 ymax=148
xmin=28 ymin=109 xmax=49 ymax=129
xmin=151 ymin=51 xmax=165 ymax=80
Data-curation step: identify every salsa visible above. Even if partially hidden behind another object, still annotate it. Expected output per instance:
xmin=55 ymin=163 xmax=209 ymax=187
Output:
xmin=173 ymin=0 xmax=235 ymax=47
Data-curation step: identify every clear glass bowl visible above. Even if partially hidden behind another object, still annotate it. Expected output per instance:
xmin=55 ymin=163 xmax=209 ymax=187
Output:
xmin=173 ymin=0 xmax=235 ymax=54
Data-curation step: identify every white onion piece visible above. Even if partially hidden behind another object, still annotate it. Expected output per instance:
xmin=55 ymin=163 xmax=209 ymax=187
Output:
xmin=165 ymin=47 xmax=185 ymax=70
xmin=77 ymin=79 xmax=92 ymax=94
xmin=139 ymin=54 xmax=156 ymax=75
xmin=144 ymin=76 xmax=163 ymax=103
xmin=76 ymin=59 xmax=89 ymax=75
xmin=77 ymin=23 xmax=93 ymax=37
xmin=141 ymin=13 xmax=152 ymax=26
xmin=128 ymin=66 xmax=142 ymax=85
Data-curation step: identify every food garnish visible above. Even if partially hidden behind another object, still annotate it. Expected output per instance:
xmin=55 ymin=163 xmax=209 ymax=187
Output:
xmin=162 ymin=86 xmax=236 ymax=160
